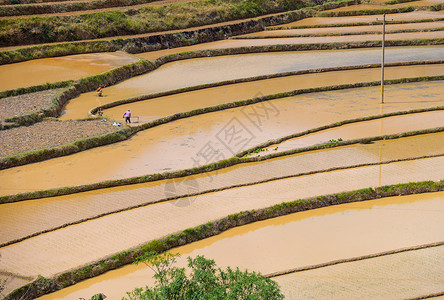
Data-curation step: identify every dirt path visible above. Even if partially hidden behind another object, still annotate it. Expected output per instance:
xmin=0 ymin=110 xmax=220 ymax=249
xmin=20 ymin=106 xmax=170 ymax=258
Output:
xmin=2 ymin=81 xmax=443 ymax=195
xmin=35 ymin=193 xmax=444 ymax=299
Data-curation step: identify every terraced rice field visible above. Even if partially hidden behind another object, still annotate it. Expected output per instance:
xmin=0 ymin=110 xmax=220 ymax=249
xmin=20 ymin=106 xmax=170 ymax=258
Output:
xmin=1 ymin=0 xmax=443 ymax=298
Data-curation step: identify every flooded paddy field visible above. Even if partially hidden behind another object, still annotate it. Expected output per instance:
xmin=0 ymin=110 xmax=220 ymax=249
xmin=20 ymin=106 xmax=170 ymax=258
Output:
xmin=2 ymin=81 xmax=443 ymax=195
xmin=2 ymin=3 xmax=444 ymax=298
xmin=120 ymin=31 xmax=444 ymax=52
xmin=1 ymin=155 xmax=444 ymax=279
xmin=63 ymin=46 xmax=444 ymax=119
xmin=256 ymin=110 xmax=444 ymax=154
xmin=102 ymin=64 xmax=444 ymax=122
xmin=34 ymin=191 xmax=444 ymax=299
xmin=239 ymin=21 xmax=444 ymax=38
xmin=275 ymin=245 xmax=444 ymax=300
xmin=2 ymin=131 xmax=443 ymax=247
xmin=269 ymin=10 xmax=444 ymax=28
xmin=170 ymin=32 xmax=444 ymax=53
xmin=0 ymin=52 xmax=139 ymax=91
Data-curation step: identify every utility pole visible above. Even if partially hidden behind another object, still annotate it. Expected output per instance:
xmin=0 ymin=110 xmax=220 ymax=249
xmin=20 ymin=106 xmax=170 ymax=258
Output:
xmin=381 ymin=12 xmax=386 ymax=104
xmin=377 ymin=12 xmax=392 ymax=104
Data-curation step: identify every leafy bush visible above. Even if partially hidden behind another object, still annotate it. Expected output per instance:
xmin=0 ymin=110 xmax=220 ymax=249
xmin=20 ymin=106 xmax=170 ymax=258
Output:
xmin=125 ymin=252 xmax=284 ymax=300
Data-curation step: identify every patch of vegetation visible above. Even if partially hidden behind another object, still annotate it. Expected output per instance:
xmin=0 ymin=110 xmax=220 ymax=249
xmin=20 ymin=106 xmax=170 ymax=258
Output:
xmin=317 ymin=5 xmax=414 ymax=17
xmin=5 ymin=179 xmax=443 ymax=299
xmin=125 ymin=252 xmax=284 ymax=299
xmin=268 ymin=17 xmax=444 ymax=29
xmin=0 ymin=0 xmax=324 ymax=47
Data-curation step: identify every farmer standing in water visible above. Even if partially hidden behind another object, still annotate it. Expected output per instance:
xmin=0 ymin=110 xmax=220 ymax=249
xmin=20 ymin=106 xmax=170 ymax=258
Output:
xmin=123 ymin=109 xmax=131 ymax=124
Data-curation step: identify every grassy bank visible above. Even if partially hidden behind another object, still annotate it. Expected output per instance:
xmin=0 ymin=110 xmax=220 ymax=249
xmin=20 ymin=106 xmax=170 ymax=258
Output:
xmin=1 ymin=56 xmax=442 ymax=168
xmin=232 ymin=27 xmax=444 ymax=39
xmin=317 ymin=5 xmax=414 ymax=17
xmin=0 ymin=0 xmax=324 ymax=47
xmin=0 ymin=0 xmax=163 ymax=17
xmin=0 ymin=0 xmax=361 ymax=64
xmin=89 ymin=60 xmax=444 ymax=114
xmin=0 ymin=58 xmax=153 ymax=129
xmin=2 ymin=71 xmax=444 ymax=171
xmin=1 ymin=95 xmax=443 ymax=202
xmin=5 ymin=180 xmax=444 ymax=299
xmin=267 ymin=17 xmax=444 ymax=29
xmin=3 ymin=134 xmax=444 ymax=249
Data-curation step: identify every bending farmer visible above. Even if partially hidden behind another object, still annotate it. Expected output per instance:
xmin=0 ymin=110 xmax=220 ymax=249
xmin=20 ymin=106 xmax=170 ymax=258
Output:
xmin=123 ymin=109 xmax=131 ymax=124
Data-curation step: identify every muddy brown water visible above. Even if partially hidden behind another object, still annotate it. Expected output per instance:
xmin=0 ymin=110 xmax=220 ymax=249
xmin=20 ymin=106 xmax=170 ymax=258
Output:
xmin=269 ymin=10 xmax=444 ymax=28
xmin=255 ymin=110 xmax=444 ymax=155
xmin=0 ymin=52 xmax=139 ymax=91
xmin=102 ymin=64 xmax=444 ymax=123
xmin=61 ymin=46 xmax=444 ymax=119
xmin=34 ymin=191 xmax=444 ymax=299
xmin=239 ymin=21 xmax=444 ymax=38
xmin=2 ymin=131 xmax=443 ymax=247
xmin=2 ymin=81 xmax=444 ymax=195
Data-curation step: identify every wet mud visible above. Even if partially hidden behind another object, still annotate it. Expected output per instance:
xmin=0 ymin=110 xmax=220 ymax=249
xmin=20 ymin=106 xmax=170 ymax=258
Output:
xmin=2 ymin=82 xmax=443 ymax=195
xmin=0 ymin=52 xmax=139 ymax=91
xmin=35 ymin=191 xmax=444 ymax=299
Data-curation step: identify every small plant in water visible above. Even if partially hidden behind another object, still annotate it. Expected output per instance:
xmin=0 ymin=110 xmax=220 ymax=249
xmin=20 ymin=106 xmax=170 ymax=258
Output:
xmin=328 ymin=138 xmax=343 ymax=145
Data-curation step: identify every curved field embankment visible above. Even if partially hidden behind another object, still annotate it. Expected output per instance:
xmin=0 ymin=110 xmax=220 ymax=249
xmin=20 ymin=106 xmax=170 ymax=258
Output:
xmin=1 ymin=80 xmax=444 ymax=200
xmin=0 ymin=0 xmax=338 ymax=48
xmin=8 ymin=78 xmax=439 ymax=166
xmin=273 ymin=243 xmax=444 ymax=300
xmin=1 ymin=131 xmax=444 ymax=248
xmin=234 ymin=21 xmax=444 ymax=38
xmin=34 ymin=193 xmax=444 ymax=299
xmin=1 ymin=46 xmax=441 ymax=166
xmin=0 ymin=0 xmax=361 ymax=64
xmin=244 ymin=110 xmax=444 ymax=156
xmin=2 ymin=2 xmax=444 ymax=299
xmin=0 ymin=0 xmax=198 ymax=17
xmin=3 ymin=179 xmax=444 ymax=299
xmin=268 ymin=9 xmax=444 ymax=29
